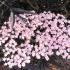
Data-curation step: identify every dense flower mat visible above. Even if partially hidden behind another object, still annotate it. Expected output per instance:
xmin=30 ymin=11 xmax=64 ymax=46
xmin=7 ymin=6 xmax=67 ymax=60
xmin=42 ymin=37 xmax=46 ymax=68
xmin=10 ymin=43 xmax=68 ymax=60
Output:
xmin=0 ymin=11 xmax=70 ymax=68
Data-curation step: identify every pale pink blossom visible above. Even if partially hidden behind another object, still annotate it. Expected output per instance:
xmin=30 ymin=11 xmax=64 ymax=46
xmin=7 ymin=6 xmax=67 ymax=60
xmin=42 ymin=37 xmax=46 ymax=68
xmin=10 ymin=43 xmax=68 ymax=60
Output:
xmin=0 ymin=11 xmax=70 ymax=68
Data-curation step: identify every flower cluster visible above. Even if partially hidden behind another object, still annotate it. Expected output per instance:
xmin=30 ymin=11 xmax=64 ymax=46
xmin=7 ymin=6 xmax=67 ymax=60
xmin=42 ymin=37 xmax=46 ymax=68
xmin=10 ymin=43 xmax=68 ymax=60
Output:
xmin=0 ymin=11 xmax=70 ymax=68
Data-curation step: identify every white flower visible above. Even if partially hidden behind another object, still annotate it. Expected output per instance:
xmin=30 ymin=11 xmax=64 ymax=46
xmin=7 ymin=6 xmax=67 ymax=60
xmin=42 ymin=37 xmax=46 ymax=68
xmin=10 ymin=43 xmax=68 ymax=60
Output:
xmin=45 ymin=55 xmax=49 ymax=61
xmin=56 ymin=51 xmax=60 ymax=56
xmin=21 ymin=62 xmax=26 ymax=67
xmin=36 ymin=53 xmax=41 ymax=59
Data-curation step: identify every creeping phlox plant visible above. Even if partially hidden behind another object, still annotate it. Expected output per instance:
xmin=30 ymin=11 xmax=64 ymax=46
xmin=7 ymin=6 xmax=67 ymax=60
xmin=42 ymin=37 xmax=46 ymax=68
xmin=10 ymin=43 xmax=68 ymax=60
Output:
xmin=0 ymin=11 xmax=70 ymax=68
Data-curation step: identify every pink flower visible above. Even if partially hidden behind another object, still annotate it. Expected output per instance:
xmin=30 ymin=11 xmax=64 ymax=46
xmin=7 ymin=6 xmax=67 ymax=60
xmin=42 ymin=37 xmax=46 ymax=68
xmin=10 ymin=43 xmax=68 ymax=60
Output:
xmin=1 ymin=11 xmax=70 ymax=68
